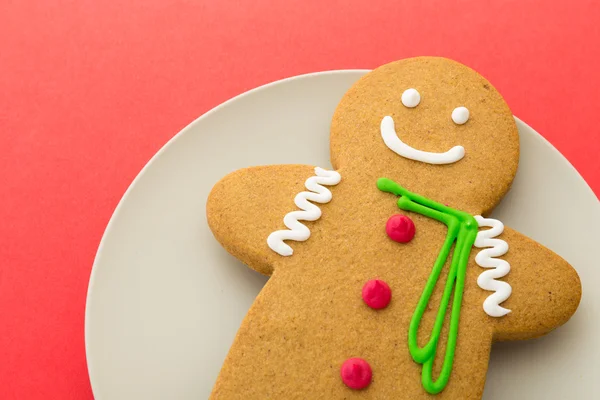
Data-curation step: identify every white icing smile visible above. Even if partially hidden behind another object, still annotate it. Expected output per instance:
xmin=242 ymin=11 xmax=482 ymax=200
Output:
xmin=380 ymin=116 xmax=465 ymax=165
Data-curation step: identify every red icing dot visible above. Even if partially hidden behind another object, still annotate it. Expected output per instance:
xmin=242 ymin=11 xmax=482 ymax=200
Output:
xmin=362 ymin=279 xmax=392 ymax=309
xmin=340 ymin=358 xmax=372 ymax=390
xmin=385 ymin=214 xmax=415 ymax=243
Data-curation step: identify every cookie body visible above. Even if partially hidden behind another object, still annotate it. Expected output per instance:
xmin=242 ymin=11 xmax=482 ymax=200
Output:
xmin=206 ymin=57 xmax=582 ymax=398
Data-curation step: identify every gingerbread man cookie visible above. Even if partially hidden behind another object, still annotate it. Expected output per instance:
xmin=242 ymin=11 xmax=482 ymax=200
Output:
xmin=206 ymin=57 xmax=581 ymax=398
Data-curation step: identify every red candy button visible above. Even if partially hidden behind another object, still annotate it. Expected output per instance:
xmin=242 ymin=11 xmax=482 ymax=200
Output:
xmin=340 ymin=358 xmax=372 ymax=390
xmin=386 ymin=214 xmax=415 ymax=243
xmin=362 ymin=279 xmax=392 ymax=309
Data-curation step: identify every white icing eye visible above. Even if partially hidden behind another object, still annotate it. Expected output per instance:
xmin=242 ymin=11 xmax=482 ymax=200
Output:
xmin=401 ymin=88 xmax=421 ymax=108
xmin=452 ymin=106 xmax=469 ymax=125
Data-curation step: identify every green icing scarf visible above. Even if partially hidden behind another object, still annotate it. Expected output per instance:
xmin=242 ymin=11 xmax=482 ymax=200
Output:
xmin=377 ymin=178 xmax=479 ymax=395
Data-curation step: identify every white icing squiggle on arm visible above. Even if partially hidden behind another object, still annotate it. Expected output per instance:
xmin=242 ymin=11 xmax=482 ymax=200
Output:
xmin=267 ymin=167 xmax=341 ymax=256
xmin=473 ymin=216 xmax=512 ymax=317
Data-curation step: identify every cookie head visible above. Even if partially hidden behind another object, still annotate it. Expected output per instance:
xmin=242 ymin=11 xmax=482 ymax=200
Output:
xmin=330 ymin=57 xmax=520 ymax=214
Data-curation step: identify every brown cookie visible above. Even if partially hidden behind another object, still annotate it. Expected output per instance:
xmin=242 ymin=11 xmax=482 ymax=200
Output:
xmin=206 ymin=57 xmax=581 ymax=399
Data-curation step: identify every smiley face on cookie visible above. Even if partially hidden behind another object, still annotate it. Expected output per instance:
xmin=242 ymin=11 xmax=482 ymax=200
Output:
xmin=330 ymin=57 xmax=520 ymax=215
xmin=206 ymin=57 xmax=581 ymax=399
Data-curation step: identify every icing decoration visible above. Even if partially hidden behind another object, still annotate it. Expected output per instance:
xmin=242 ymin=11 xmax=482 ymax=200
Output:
xmin=362 ymin=279 xmax=392 ymax=309
xmin=401 ymin=88 xmax=421 ymax=108
xmin=451 ymin=107 xmax=469 ymax=125
xmin=340 ymin=358 xmax=372 ymax=390
xmin=378 ymin=178 xmax=477 ymax=395
xmin=267 ymin=167 xmax=341 ymax=256
xmin=473 ymin=216 xmax=512 ymax=317
xmin=385 ymin=214 xmax=416 ymax=243
xmin=380 ymin=116 xmax=465 ymax=165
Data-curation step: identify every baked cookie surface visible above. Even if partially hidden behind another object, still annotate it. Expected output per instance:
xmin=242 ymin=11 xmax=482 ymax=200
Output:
xmin=206 ymin=57 xmax=581 ymax=399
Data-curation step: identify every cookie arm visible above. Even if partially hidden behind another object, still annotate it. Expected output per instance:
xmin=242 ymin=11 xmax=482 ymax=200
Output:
xmin=486 ymin=226 xmax=581 ymax=341
xmin=206 ymin=164 xmax=329 ymax=275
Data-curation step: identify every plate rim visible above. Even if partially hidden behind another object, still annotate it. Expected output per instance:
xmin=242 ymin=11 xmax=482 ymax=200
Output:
xmin=84 ymin=69 xmax=597 ymax=398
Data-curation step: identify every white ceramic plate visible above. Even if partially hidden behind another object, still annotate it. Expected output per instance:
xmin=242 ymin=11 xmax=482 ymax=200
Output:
xmin=85 ymin=71 xmax=599 ymax=399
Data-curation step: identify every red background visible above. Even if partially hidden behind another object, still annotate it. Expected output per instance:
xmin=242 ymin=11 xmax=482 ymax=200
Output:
xmin=1 ymin=1 xmax=599 ymax=398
